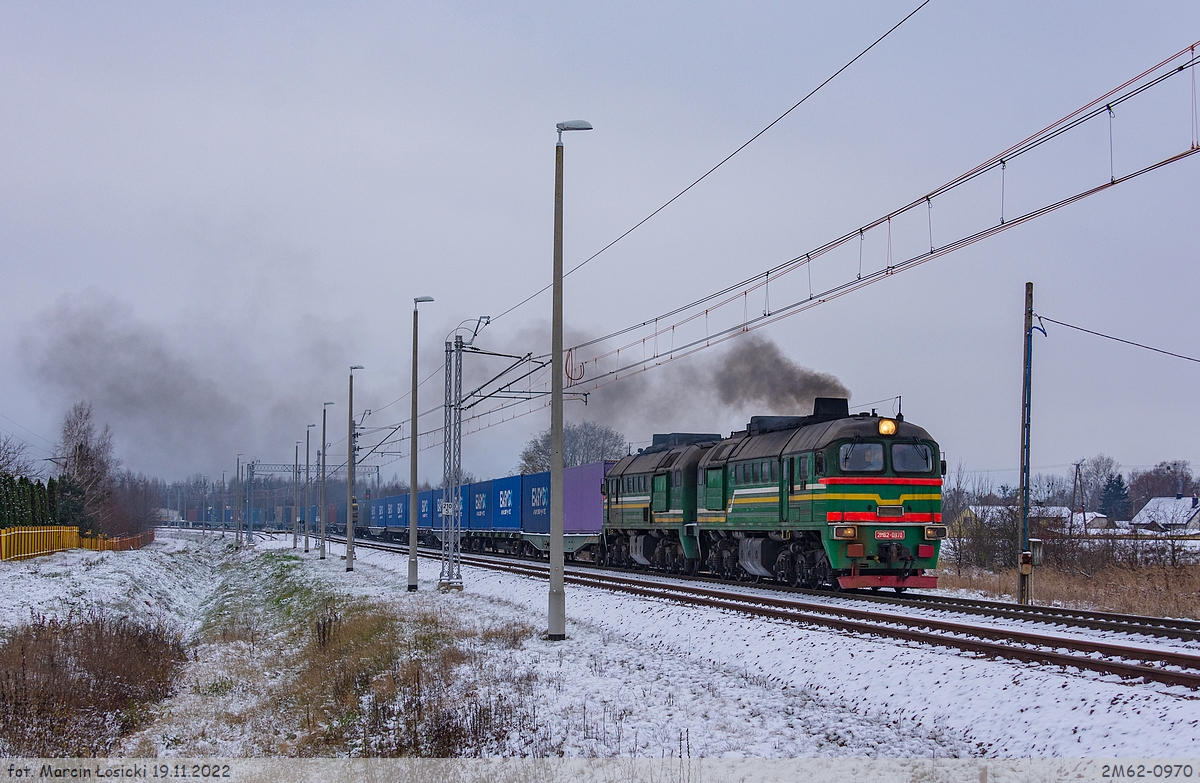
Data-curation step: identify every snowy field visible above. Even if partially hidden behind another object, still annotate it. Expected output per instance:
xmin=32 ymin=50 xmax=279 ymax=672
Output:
xmin=326 ymin=539 xmax=1200 ymax=758
xmin=0 ymin=532 xmax=219 ymax=635
xmin=3 ymin=531 xmax=1199 ymax=759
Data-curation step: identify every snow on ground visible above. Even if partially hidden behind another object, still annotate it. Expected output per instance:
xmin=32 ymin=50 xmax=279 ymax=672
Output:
xmin=126 ymin=532 xmax=975 ymax=758
xmin=6 ymin=531 xmax=1200 ymax=758
xmin=0 ymin=531 xmax=227 ymax=636
xmin=564 ymin=568 xmax=1200 ymax=656
xmin=326 ymin=538 xmax=1200 ymax=758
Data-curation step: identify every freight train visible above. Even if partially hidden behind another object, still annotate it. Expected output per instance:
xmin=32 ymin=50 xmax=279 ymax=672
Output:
xmin=361 ymin=397 xmax=947 ymax=592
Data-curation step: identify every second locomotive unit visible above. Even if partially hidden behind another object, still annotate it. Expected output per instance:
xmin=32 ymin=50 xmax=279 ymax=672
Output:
xmin=601 ymin=397 xmax=947 ymax=591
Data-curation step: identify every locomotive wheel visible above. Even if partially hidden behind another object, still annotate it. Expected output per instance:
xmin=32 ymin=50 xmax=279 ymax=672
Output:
xmin=808 ymin=554 xmax=834 ymax=590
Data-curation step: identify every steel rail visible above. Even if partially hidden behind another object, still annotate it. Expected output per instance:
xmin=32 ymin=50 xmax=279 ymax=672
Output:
xmin=347 ymin=539 xmax=1200 ymax=689
xmin=830 ymin=589 xmax=1200 ymax=641
xmin=248 ymin=531 xmax=1200 ymax=640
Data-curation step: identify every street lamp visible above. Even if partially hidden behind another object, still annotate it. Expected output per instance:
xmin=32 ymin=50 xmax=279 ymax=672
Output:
xmin=320 ymin=402 xmax=335 ymax=560
xmin=409 ymin=296 xmax=434 ymax=591
xmin=347 ymin=366 xmax=364 ymax=572
xmin=235 ymin=453 xmax=244 ymax=547
xmin=549 ymin=118 xmax=592 ymax=641
xmin=293 ymin=441 xmax=302 ymax=548
xmin=306 ymin=424 xmax=316 ymax=553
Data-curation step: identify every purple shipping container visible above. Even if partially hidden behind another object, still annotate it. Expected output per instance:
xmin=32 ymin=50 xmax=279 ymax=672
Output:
xmin=563 ymin=461 xmax=609 ymax=535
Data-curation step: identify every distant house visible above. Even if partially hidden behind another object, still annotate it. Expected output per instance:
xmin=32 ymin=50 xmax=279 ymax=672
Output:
xmin=1076 ymin=511 xmax=1112 ymax=531
xmin=951 ymin=504 xmax=1072 ymax=532
xmin=1132 ymin=496 xmax=1200 ymax=533
xmin=1031 ymin=505 xmax=1073 ymax=530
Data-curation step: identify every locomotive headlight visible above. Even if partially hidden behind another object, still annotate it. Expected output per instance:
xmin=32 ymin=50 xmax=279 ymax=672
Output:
xmin=832 ymin=526 xmax=857 ymax=540
xmin=878 ymin=418 xmax=897 ymax=436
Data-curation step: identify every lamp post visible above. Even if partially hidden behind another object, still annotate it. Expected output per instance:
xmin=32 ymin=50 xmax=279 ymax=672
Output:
xmin=235 ymin=454 xmax=244 ymax=546
xmin=347 ymin=366 xmax=363 ymax=571
xmin=409 ymin=296 xmax=434 ymax=591
xmin=320 ymin=402 xmax=334 ymax=560
xmin=549 ymin=119 xmax=592 ymax=641
xmin=306 ymin=424 xmax=315 ymax=553
xmin=293 ymin=441 xmax=302 ymax=548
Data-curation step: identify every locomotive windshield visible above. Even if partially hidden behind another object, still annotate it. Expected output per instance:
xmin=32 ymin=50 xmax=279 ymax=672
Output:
xmin=892 ymin=443 xmax=935 ymax=473
xmin=839 ymin=442 xmax=883 ymax=472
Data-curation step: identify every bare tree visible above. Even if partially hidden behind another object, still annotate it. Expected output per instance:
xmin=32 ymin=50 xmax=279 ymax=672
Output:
xmin=55 ymin=402 xmax=121 ymax=533
xmin=0 ymin=433 xmax=36 ymax=477
xmin=518 ymin=421 xmax=628 ymax=474
xmin=1081 ymin=454 xmax=1121 ymax=511
xmin=941 ymin=462 xmax=970 ymax=576
xmin=1129 ymin=461 xmax=1195 ymax=515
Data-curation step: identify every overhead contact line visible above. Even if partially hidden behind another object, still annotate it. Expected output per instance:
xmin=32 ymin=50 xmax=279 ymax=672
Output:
xmin=490 ymin=0 xmax=933 ymax=325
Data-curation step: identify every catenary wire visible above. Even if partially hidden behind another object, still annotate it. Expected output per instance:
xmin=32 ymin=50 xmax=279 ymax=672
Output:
xmin=1035 ymin=315 xmax=1200 ymax=364
xmin=488 ymin=0 xmax=933 ymax=325
xmin=559 ymin=46 xmax=1200 ymax=360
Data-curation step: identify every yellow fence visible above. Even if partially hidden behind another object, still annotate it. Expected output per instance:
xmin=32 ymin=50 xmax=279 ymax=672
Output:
xmin=0 ymin=526 xmax=155 ymax=562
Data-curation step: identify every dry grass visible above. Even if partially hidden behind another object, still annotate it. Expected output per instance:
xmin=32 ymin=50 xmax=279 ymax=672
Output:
xmin=116 ymin=550 xmax=543 ymax=758
xmin=280 ymin=598 xmax=540 ymax=757
xmin=935 ymin=564 xmax=1200 ymax=618
xmin=0 ymin=611 xmax=187 ymax=756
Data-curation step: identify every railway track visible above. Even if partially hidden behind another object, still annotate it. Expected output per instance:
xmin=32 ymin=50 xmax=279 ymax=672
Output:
xmin=830 ymin=588 xmax=1200 ymax=643
xmin=343 ymin=537 xmax=1200 ymax=689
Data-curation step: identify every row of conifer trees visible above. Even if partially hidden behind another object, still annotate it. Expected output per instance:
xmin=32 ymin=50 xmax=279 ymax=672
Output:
xmin=0 ymin=473 xmax=59 ymax=528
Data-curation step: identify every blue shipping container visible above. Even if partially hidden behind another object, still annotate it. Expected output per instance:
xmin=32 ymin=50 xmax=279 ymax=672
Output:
xmin=384 ymin=494 xmax=408 ymax=530
xmin=469 ymin=480 xmax=493 ymax=530
xmin=436 ymin=485 xmax=469 ymax=525
xmin=418 ymin=490 xmax=435 ymax=528
xmin=522 ymin=471 xmax=551 ymax=534
xmin=492 ymin=475 xmax=523 ymax=531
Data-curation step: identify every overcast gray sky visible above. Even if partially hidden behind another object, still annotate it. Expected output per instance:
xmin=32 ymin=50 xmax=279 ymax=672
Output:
xmin=2 ymin=1 xmax=1197 ymax=485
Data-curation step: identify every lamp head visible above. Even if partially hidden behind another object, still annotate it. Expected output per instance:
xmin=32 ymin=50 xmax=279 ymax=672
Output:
xmin=414 ymin=296 xmax=434 ymax=305
xmin=350 ymin=365 xmax=364 ymax=371
xmin=556 ymin=120 xmax=593 ymax=143
xmin=324 ymin=401 xmax=335 ymax=407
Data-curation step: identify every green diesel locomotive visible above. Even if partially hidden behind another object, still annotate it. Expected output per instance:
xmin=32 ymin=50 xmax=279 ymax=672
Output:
xmin=601 ymin=397 xmax=947 ymax=591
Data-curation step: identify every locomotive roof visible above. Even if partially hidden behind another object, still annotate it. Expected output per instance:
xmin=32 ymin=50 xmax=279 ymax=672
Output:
xmin=608 ymin=441 xmax=713 ymax=477
xmin=701 ymin=414 xmax=935 ymax=465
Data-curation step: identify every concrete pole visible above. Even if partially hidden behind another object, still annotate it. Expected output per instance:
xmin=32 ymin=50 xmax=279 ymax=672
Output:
xmin=409 ymin=303 xmax=423 ymax=591
xmin=293 ymin=443 xmax=300 ymax=548
xmin=347 ymin=369 xmax=358 ymax=571
xmin=1018 ymin=281 xmax=1034 ymax=605
xmin=246 ymin=461 xmax=255 ymax=546
xmin=321 ymin=403 xmax=332 ymax=560
xmin=305 ymin=426 xmax=312 ymax=553
xmin=548 ymin=136 xmax=566 ymax=641
xmin=235 ymin=456 xmax=242 ymax=546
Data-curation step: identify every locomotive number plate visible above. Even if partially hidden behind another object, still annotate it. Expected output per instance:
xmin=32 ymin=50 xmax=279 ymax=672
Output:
xmin=874 ymin=529 xmax=905 ymax=540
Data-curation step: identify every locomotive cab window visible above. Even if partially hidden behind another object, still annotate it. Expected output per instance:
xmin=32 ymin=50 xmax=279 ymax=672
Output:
xmin=839 ymin=442 xmax=884 ymax=472
xmin=893 ymin=443 xmax=935 ymax=473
